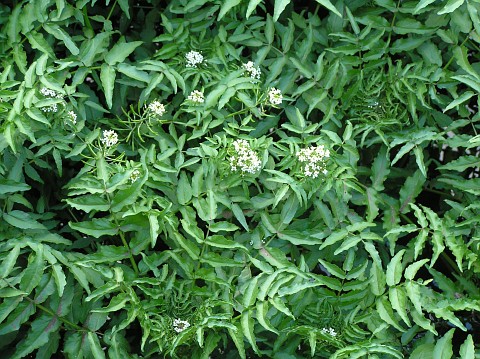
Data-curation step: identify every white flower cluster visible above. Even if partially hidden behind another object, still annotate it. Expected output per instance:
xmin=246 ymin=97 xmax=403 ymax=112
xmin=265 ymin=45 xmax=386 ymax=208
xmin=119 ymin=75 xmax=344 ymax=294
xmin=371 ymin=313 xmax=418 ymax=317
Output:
xmin=185 ymin=50 xmax=204 ymax=68
xmin=229 ymin=139 xmax=262 ymax=174
xmin=67 ymin=110 xmax=77 ymax=124
xmin=40 ymin=87 xmax=63 ymax=99
xmin=101 ymin=129 xmax=119 ymax=147
xmin=268 ymin=87 xmax=283 ymax=106
xmin=40 ymin=88 xmax=64 ymax=113
xmin=146 ymin=100 xmax=166 ymax=117
xmin=321 ymin=327 xmax=337 ymax=337
xmin=173 ymin=318 xmax=190 ymax=333
xmin=296 ymin=145 xmax=330 ymax=178
xmin=130 ymin=169 xmax=140 ymax=183
xmin=242 ymin=61 xmax=261 ymax=80
xmin=188 ymin=90 xmax=204 ymax=104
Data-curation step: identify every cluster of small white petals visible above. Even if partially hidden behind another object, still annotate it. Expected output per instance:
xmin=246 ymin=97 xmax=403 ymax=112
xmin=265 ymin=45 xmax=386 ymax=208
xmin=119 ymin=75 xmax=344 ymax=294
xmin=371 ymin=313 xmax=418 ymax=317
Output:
xmin=321 ymin=327 xmax=337 ymax=337
xmin=242 ymin=61 xmax=261 ymax=80
xmin=67 ymin=110 xmax=77 ymax=124
xmin=188 ymin=90 xmax=205 ymax=104
xmin=130 ymin=169 xmax=140 ymax=183
xmin=185 ymin=50 xmax=204 ymax=68
xmin=146 ymin=100 xmax=166 ymax=117
xmin=42 ymin=104 xmax=58 ymax=113
xmin=296 ymin=145 xmax=330 ymax=178
xmin=173 ymin=319 xmax=190 ymax=333
xmin=268 ymin=87 xmax=283 ymax=105
xmin=40 ymin=87 xmax=63 ymax=113
xmin=40 ymin=87 xmax=63 ymax=99
xmin=229 ymin=139 xmax=262 ymax=174
xmin=101 ymin=130 xmax=119 ymax=147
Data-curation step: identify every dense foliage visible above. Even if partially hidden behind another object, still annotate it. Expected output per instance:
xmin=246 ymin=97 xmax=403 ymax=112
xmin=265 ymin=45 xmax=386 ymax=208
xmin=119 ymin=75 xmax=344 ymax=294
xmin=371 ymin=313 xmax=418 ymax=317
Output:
xmin=0 ymin=0 xmax=479 ymax=357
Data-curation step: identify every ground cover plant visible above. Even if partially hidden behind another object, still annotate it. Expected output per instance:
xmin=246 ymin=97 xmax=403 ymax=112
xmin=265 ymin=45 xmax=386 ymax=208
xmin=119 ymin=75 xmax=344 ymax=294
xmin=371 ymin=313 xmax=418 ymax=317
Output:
xmin=0 ymin=0 xmax=479 ymax=357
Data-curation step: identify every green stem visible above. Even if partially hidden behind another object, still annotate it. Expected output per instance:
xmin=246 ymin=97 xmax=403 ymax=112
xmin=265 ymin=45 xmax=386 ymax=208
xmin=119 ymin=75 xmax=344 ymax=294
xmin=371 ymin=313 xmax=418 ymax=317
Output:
xmin=106 ymin=0 xmax=118 ymax=21
xmin=113 ymin=215 xmax=139 ymax=275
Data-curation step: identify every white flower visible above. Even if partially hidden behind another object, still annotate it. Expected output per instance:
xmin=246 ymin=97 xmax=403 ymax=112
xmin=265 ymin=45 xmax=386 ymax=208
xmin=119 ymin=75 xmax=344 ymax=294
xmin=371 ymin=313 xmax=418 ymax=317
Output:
xmin=229 ymin=139 xmax=262 ymax=174
xmin=40 ymin=87 xmax=63 ymax=99
xmin=188 ymin=90 xmax=205 ymax=104
xmin=296 ymin=145 xmax=330 ymax=178
xmin=101 ymin=129 xmax=119 ymax=147
xmin=321 ymin=327 xmax=337 ymax=337
xmin=242 ymin=61 xmax=261 ymax=80
xmin=146 ymin=100 xmax=166 ymax=117
xmin=267 ymin=87 xmax=283 ymax=106
xmin=130 ymin=169 xmax=140 ymax=183
xmin=185 ymin=50 xmax=204 ymax=68
xmin=41 ymin=103 xmax=58 ymax=113
xmin=67 ymin=110 xmax=77 ymax=124
xmin=173 ymin=318 xmax=190 ymax=333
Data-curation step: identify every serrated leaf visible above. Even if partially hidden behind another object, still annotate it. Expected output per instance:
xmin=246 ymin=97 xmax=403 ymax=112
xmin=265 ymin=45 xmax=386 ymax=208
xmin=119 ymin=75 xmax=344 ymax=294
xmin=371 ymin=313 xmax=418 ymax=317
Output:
xmin=241 ymin=309 xmax=260 ymax=354
xmin=433 ymin=328 xmax=455 ymax=358
xmin=87 ymin=332 xmax=106 ymax=359
xmin=376 ymin=296 xmax=405 ymax=331
xmin=69 ymin=218 xmax=118 ymax=238
xmin=399 ymin=170 xmax=425 ymax=213
xmin=10 ymin=314 xmax=61 ymax=359
xmin=389 ymin=287 xmax=411 ymax=327
xmin=404 ymin=259 xmax=429 ymax=280
xmin=443 ymin=91 xmax=475 ymax=112
xmin=66 ymin=195 xmax=110 ymax=213
xmin=0 ymin=245 xmax=20 ymax=279
xmin=386 ymin=249 xmax=405 ymax=286
xmin=20 ymin=246 xmax=44 ymax=293
xmin=459 ymin=334 xmax=475 ymax=359
xmin=256 ymin=301 xmax=278 ymax=334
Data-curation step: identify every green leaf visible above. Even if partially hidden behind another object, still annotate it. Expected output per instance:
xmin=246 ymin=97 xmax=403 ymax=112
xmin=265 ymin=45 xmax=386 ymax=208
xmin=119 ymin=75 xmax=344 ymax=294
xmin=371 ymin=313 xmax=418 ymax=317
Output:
xmin=246 ymin=0 xmax=263 ymax=18
xmin=399 ymin=170 xmax=426 ymax=213
xmin=256 ymin=301 xmax=278 ymax=334
xmin=205 ymin=235 xmax=247 ymax=250
xmin=386 ymin=249 xmax=405 ymax=286
xmin=69 ymin=218 xmax=118 ymax=238
xmin=0 ymin=179 xmax=30 ymax=194
xmin=433 ymin=328 xmax=454 ymax=359
xmin=20 ymin=246 xmax=44 ymax=294
xmin=444 ymin=91 xmax=475 ymax=113
xmin=413 ymin=146 xmax=427 ymax=177
xmin=0 ymin=245 xmax=20 ymax=279
xmin=413 ymin=0 xmax=436 ymax=14
xmin=315 ymin=0 xmax=342 ymax=17
xmin=105 ymin=39 xmax=142 ymax=66
xmin=218 ymin=0 xmax=241 ymax=20
xmin=241 ymin=310 xmax=260 ymax=354
xmin=319 ymin=228 xmax=349 ymax=250
xmin=438 ymin=0 xmax=465 ymax=15
xmin=10 ymin=315 xmax=61 ymax=359
xmin=51 ymin=264 xmax=66 ymax=297
xmin=66 ymin=195 xmax=110 ymax=213
xmin=273 ymin=0 xmax=290 ymax=21
xmin=438 ymin=155 xmax=480 ymax=171
xmin=389 ymin=287 xmax=411 ymax=327
xmin=404 ymin=259 xmax=429 ymax=280
xmin=376 ymin=296 xmax=405 ymax=331
xmin=87 ymin=332 xmax=106 ymax=359
xmin=111 ymin=172 xmax=147 ymax=212
xmin=177 ymin=171 xmax=192 ymax=205
xmin=100 ymin=63 xmax=116 ymax=109
xmin=43 ymin=23 xmax=79 ymax=55
xmin=459 ymin=334 xmax=475 ymax=359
